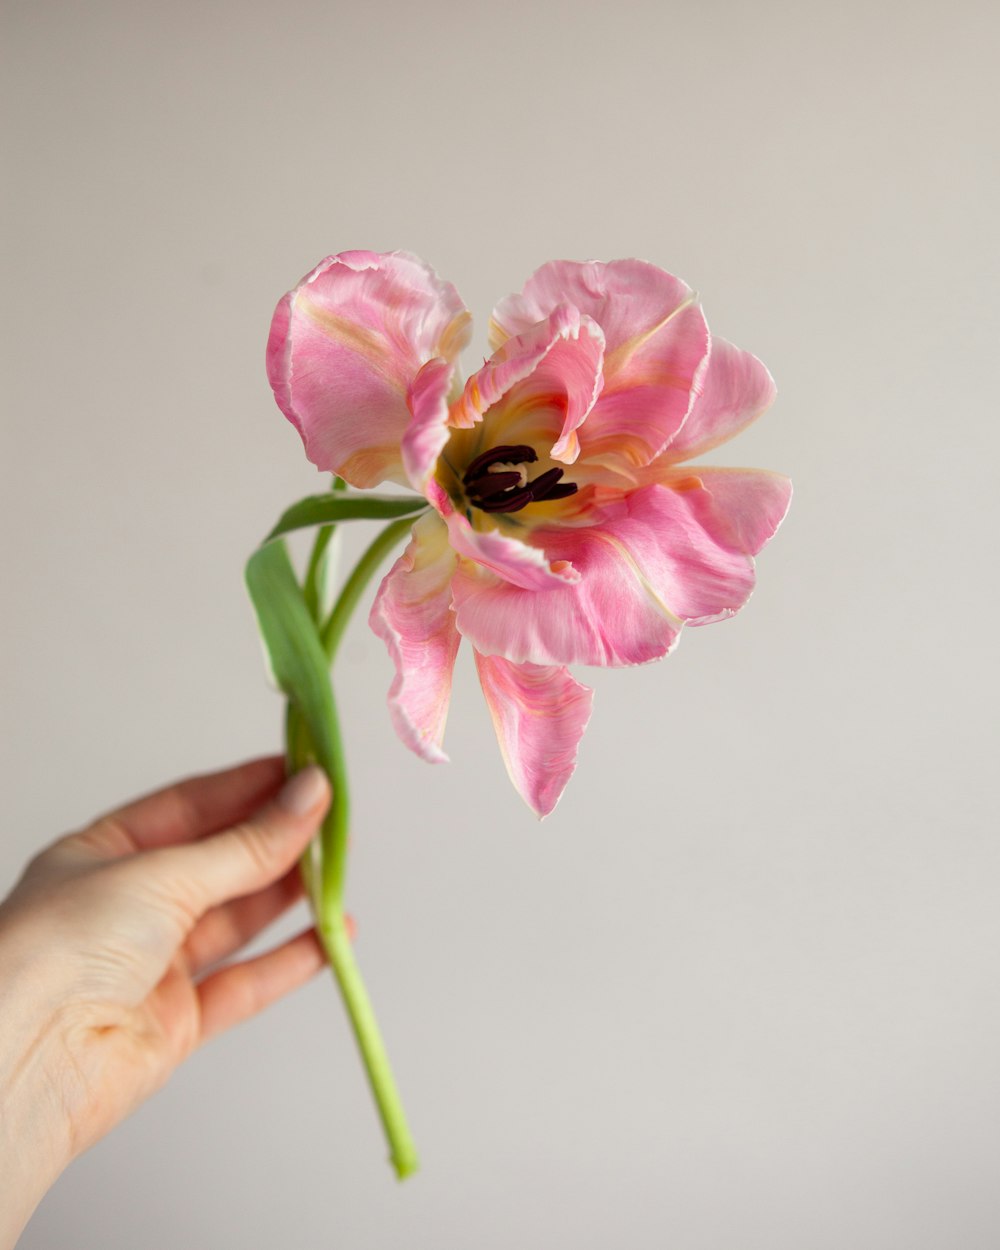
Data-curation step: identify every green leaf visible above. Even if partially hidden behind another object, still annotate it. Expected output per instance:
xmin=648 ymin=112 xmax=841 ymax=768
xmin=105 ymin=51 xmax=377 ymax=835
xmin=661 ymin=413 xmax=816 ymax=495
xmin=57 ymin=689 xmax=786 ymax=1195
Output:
xmin=245 ymin=538 xmax=339 ymax=780
xmin=263 ymin=492 xmax=427 ymax=543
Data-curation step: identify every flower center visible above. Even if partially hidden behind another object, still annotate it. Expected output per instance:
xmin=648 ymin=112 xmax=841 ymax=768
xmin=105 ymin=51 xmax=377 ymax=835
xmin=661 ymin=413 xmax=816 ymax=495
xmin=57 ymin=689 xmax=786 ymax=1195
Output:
xmin=462 ymin=444 xmax=578 ymax=515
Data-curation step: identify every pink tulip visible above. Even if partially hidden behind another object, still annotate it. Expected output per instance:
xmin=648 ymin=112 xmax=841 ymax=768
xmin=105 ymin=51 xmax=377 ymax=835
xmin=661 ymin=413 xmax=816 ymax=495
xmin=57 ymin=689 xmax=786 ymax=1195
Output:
xmin=268 ymin=251 xmax=791 ymax=817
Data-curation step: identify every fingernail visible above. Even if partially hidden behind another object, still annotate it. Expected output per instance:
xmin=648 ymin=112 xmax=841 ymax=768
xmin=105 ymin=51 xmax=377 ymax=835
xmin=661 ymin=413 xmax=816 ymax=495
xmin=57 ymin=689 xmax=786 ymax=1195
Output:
xmin=278 ymin=766 xmax=329 ymax=816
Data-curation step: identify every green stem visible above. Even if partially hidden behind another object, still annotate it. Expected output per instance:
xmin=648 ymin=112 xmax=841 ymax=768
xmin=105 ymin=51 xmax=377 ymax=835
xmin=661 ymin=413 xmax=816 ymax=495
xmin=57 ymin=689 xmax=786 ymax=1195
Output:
xmin=319 ymin=917 xmax=420 ymax=1178
xmin=317 ymin=513 xmax=418 ymax=906
xmin=313 ymin=679 xmax=351 ymax=914
xmin=302 ymin=478 xmax=346 ymax=621
xmin=302 ymin=525 xmax=335 ymax=620
xmin=290 ymin=511 xmax=423 ymax=1179
xmin=321 ymin=515 xmax=422 ymax=661
xmin=285 ymin=702 xmax=318 ymax=906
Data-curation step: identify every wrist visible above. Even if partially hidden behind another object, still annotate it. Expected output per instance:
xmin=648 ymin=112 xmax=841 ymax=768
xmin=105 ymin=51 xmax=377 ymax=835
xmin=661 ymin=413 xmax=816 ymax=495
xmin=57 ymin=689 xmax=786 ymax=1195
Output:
xmin=0 ymin=928 xmax=74 ymax=1248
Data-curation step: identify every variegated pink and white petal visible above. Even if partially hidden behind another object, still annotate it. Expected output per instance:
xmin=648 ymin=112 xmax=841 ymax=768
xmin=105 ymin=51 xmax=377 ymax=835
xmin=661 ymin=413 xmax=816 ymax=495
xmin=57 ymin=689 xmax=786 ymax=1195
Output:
xmin=660 ymin=336 xmax=776 ymax=463
xmin=451 ymin=521 xmax=684 ymax=668
xmin=654 ymin=466 xmax=793 ymax=556
xmin=452 ymin=481 xmax=760 ymax=665
xmin=490 ymin=259 xmax=690 ymax=356
xmin=578 ymin=483 xmax=759 ymax=625
xmin=402 ymin=358 xmax=455 ymax=493
xmin=490 ymin=259 xmax=710 ymax=470
xmin=427 ymin=480 xmax=580 ymax=591
xmin=368 ymin=511 xmax=461 ymax=764
xmin=266 ymin=251 xmax=471 ymax=488
xmin=452 ymin=304 xmax=604 ymax=464
xmin=474 ymin=653 xmax=594 ymax=819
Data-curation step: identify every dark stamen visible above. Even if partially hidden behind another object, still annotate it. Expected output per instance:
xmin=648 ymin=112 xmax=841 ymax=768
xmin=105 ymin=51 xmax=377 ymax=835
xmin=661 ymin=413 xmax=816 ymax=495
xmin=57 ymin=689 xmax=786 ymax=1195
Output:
xmin=462 ymin=444 xmax=538 ymax=484
xmin=463 ymin=444 xmax=577 ymax=514
xmin=464 ymin=470 xmax=523 ymax=499
xmin=477 ymin=488 xmax=535 ymax=514
xmin=524 ymin=467 xmax=565 ymax=499
xmin=533 ymin=481 xmax=578 ymax=501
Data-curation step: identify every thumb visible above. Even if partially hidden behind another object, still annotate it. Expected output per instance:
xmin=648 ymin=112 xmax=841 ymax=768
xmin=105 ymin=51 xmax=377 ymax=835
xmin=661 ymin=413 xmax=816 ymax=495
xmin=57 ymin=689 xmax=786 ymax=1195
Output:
xmin=145 ymin=765 xmax=330 ymax=914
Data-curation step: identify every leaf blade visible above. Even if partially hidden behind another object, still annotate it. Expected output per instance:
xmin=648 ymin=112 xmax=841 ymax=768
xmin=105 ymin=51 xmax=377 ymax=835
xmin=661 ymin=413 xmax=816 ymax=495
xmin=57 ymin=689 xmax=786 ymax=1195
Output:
xmin=264 ymin=493 xmax=427 ymax=543
xmin=245 ymin=539 xmax=338 ymax=778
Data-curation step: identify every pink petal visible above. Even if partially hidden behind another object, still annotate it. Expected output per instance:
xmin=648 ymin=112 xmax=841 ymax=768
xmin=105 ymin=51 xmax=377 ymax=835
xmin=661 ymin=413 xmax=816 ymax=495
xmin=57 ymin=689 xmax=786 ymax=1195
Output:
xmin=428 ymin=480 xmax=580 ymax=591
xmin=369 ymin=512 xmax=460 ymax=763
xmin=662 ymin=336 xmax=776 ymax=462
xmin=451 ymin=518 xmax=684 ymax=667
xmin=453 ymin=304 xmax=604 ymax=464
xmin=452 ymin=482 xmax=761 ymax=666
xmin=660 ymin=466 xmax=793 ymax=556
xmin=402 ymin=358 xmax=455 ymax=492
xmin=491 ymin=259 xmax=689 ymax=356
xmin=266 ymin=251 xmax=471 ymax=488
xmin=490 ymin=259 xmax=710 ymax=470
xmin=474 ymin=653 xmax=593 ymax=819
xmin=586 ymin=483 xmax=759 ymax=624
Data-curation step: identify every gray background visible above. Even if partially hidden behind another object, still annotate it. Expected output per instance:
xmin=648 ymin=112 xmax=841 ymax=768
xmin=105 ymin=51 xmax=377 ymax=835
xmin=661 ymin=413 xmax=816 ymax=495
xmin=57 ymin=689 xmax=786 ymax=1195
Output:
xmin=3 ymin=0 xmax=998 ymax=1246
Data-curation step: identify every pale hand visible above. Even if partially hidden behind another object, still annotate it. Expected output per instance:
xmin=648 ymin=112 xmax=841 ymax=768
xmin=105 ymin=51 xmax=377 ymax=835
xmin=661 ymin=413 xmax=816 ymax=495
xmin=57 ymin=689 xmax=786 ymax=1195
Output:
xmin=0 ymin=758 xmax=330 ymax=1248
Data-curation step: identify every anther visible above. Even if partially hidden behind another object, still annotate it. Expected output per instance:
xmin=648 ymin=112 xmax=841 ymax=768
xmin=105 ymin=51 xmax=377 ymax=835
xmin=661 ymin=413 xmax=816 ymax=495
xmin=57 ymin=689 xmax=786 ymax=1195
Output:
xmin=477 ymin=488 xmax=536 ymax=514
xmin=463 ymin=445 xmax=578 ymax=514
xmin=462 ymin=444 xmax=538 ymax=484
xmin=464 ymin=470 xmax=523 ymax=499
xmin=524 ymin=467 xmax=565 ymax=500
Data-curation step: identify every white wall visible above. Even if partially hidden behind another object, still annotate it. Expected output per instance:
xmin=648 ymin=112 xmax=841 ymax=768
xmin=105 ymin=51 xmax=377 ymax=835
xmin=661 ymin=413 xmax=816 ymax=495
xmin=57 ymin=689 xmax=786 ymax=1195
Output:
xmin=3 ymin=0 xmax=999 ymax=1245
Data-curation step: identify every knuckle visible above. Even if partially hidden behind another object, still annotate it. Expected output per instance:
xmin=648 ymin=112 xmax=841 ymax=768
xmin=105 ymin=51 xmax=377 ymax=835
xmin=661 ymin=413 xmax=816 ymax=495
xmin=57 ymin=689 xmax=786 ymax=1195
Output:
xmin=79 ymin=816 xmax=137 ymax=857
xmin=231 ymin=819 xmax=283 ymax=877
xmin=122 ymin=850 xmax=208 ymax=930
xmin=23 ymin=832 xmax=82 ymax=877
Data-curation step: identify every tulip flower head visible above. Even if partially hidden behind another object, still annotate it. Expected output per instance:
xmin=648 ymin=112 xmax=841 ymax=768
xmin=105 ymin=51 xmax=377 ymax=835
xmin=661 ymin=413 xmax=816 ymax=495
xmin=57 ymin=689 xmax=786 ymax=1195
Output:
xmin=267 ymin=251 xmax=791 ymax=817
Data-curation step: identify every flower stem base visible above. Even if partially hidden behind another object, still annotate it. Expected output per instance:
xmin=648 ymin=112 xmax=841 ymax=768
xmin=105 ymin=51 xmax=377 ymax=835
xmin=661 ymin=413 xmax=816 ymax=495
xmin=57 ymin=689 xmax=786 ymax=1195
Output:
xmin=316 ymin=912 xmax=419 ymax=1180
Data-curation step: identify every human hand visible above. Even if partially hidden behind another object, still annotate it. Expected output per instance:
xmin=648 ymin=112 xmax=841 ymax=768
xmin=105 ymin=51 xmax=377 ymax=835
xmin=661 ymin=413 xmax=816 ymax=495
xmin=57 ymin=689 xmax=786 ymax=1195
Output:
xmin=0 ymin=757 xmax=330 ymax=1248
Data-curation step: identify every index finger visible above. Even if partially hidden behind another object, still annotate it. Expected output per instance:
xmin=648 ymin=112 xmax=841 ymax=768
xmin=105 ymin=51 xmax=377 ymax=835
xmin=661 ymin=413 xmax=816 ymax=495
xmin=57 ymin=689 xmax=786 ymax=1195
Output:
xmin=95 ymin=755 xmax=288 ymax=852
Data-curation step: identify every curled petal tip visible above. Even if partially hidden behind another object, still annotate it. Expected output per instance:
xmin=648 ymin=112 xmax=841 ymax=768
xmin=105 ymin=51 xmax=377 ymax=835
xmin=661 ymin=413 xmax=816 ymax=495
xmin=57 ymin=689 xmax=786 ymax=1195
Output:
xmin=475 ymin=654 xmax=594 ymax=817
